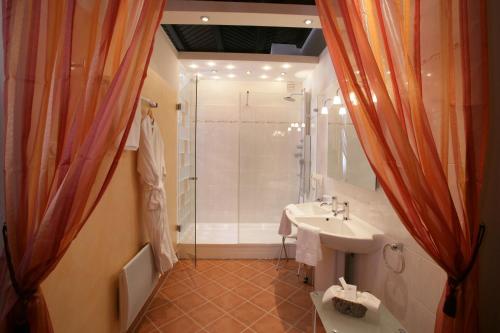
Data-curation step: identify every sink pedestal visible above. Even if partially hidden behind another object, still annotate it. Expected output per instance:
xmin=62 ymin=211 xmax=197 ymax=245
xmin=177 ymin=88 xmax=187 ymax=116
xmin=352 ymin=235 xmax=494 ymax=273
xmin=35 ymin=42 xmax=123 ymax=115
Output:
xmin=314 ymin=247 xmax=346 ymax=291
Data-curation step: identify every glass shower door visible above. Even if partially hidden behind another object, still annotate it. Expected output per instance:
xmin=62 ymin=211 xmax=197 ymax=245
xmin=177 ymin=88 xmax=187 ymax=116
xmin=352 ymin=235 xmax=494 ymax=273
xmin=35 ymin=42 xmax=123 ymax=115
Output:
xmin=238 ymin=91 xmax=304 ymax=244
xmin=177 ymin=75 xmax=197 ymax=261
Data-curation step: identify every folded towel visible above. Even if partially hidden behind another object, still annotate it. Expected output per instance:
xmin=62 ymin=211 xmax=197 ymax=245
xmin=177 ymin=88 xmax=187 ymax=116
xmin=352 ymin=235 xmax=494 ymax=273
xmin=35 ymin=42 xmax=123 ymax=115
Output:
xmin=125 ymin=104 xmax=142 ymax=151
xmin=295 ymin=223 xmax=322 ymax=266
xmin=278 ymin=205 xmax=293 ymax=236
xmin=322 ymin=285 xmax=381 ymax=312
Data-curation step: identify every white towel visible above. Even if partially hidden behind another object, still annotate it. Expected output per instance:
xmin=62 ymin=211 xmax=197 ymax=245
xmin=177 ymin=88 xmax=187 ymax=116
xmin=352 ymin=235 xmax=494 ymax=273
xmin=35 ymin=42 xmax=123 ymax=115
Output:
xmin=322 ymin=285 xmax=381 ymax=312
xmin=278 ymin=205 xmax=293 ymax=236
xmin=125 ymin=104 xmax=142 ymax=151
xmin=295 ymin=223 xmax=322 ymax=267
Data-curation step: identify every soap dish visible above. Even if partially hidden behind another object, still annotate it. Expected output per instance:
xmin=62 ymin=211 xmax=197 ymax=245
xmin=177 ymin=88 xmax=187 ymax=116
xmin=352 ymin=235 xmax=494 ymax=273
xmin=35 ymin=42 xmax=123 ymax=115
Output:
xmin=332 ymin=297 xmax=368 ymax=318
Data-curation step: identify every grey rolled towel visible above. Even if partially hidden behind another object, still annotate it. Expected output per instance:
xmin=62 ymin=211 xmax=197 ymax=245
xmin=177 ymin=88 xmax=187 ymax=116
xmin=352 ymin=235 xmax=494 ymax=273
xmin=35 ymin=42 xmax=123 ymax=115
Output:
xmin=332 ymin=297 xmax=368 ymax=318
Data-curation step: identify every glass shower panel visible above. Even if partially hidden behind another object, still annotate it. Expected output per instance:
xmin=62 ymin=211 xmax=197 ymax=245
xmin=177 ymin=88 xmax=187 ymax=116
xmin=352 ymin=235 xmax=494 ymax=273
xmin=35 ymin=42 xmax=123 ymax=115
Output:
xmin=177 ymin=74 xmax=197 ymax=259
xmin=238 ymin=92 xmax=304 ymax=244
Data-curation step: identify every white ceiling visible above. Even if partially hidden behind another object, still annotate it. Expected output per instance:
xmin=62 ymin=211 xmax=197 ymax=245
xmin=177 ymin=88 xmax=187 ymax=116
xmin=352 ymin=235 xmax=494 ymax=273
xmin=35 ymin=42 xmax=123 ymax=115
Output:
xmin=179 ymin=54 xmax=317 ymax=82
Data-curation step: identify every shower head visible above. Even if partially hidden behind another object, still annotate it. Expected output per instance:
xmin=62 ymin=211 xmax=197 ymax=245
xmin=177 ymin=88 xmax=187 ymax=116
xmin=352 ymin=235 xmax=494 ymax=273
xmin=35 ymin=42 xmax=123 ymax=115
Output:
xmin=283 ymin=92 xmax=304 ymax=102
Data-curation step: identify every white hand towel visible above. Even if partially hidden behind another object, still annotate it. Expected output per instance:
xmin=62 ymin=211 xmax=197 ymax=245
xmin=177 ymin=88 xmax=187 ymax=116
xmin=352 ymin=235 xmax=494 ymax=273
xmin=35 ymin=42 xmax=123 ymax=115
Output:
xmin=278 ymin=205 xmax=293 ymax=236
xmin=125 ymin=104 xmax=142 ymax=151
xmin=295 ymin=223 xmax=322 ymax=267
xmin=359 ymin=291 xmax=381 ymax=312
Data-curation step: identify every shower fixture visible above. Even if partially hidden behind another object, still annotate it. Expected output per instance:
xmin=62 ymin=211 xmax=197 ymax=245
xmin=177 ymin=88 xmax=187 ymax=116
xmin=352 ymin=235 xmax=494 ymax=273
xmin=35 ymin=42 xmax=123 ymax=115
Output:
xmin=283 ymin=92 xmax=304 ymax=102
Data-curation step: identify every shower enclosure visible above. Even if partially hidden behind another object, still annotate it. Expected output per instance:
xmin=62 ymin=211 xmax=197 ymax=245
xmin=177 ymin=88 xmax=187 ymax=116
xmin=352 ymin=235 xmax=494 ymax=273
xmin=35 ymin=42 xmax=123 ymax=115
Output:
xmin=177 ymin=79 xmax=310 ymax=251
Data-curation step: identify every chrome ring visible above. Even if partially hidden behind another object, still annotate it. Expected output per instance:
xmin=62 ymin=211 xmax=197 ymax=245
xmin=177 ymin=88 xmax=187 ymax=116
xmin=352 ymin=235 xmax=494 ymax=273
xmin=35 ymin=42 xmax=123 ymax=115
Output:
xmin=382 ymin=242 xmax=405 ymax=274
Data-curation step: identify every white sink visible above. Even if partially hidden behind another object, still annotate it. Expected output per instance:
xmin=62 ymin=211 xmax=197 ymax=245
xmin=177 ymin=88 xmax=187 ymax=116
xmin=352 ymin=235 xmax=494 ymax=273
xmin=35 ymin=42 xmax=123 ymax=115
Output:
xmin=286 ymin=202 xmax=383 ymax=254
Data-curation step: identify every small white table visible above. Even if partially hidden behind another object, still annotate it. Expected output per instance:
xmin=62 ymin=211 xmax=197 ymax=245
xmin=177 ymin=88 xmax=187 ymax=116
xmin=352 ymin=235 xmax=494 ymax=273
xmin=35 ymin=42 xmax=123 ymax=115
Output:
xmin=310 ymin=291 xmax=408 ymax=333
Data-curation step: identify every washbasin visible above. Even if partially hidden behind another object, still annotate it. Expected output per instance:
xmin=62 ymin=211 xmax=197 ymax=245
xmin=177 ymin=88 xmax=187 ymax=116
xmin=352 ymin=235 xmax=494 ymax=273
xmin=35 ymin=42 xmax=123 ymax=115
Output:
xmin=286 ymin=202 xmax=383 ymax=254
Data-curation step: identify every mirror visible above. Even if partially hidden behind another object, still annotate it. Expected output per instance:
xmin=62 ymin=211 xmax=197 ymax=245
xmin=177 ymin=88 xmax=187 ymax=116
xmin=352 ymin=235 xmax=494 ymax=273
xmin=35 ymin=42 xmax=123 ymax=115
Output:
xmin=326 ymin=104 xmax=376 ymax=190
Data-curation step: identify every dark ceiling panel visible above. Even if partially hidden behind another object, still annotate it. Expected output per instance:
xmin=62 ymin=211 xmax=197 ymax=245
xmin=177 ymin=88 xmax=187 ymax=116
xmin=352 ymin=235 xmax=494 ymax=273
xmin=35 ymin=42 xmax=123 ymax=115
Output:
xmin=162 ymin=24 xmax=313 ymax=54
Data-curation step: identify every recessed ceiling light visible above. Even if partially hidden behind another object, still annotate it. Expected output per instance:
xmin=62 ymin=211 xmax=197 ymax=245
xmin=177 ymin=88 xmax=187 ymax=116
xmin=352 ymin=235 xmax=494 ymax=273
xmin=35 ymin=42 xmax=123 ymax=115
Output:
xmin=280 ymin=72 xmax=286 ymax=76
xmin=304 ymin=19 xmax=313 ymax=25
xmin=210 ymin=69 xmax=218 ymax=74
xmin=226 ymin=64 xmax=235 ymax=70
xmin=262 ymin=65 xmax=272 ymax=71
xmin=188 ymin=64 xmax=198 ymax=69
xmin=212 ymin=75 xmax=220 ymax=80
xmin=276 ymin=77 xmax=284 ymax=81
xmin=246 ymin=70 xmax=252 ymax=75
xmin=260 ymin=74 xmax=268 ymax=79
xmin=426 ymin=72 xmax=432 ymax=77
xmin=207 ymin=61 xmax=216 ymax=67
xmin=200 ymin=16 xmax=209 ymax=22
xmin=197 ymin=73 xmax=203 ymax=77
xmin=227 ymin=74 xmax=236 ymax=78
xmin=282 ymin=63 xmax=291 ymax=69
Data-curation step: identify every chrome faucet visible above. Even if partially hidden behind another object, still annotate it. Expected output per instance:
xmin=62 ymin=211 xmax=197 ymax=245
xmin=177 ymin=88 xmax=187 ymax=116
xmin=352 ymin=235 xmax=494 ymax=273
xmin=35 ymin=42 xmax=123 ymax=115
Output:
xmin=334 ymin=201 xmax=349 ymax=220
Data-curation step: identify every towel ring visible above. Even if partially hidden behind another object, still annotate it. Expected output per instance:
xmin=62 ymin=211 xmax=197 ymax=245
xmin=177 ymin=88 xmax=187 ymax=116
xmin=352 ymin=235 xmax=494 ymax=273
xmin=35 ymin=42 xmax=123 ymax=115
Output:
xmin=383 ymin=243 xmax=405 ymax=274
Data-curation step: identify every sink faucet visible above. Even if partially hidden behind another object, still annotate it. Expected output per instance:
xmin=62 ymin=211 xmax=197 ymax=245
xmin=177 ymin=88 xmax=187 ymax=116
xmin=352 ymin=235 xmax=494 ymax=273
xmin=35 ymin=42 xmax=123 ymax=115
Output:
xmin=319 ymin=196 xmax=337 ymax=209
xmin=334 ymin=201 xmax=349 ymax=220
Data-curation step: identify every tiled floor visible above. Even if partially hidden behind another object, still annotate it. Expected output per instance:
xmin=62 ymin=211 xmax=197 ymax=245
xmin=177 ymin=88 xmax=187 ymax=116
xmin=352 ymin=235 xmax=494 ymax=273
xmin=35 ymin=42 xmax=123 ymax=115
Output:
xmin=134 ymin=259 xmax=326 ymax=333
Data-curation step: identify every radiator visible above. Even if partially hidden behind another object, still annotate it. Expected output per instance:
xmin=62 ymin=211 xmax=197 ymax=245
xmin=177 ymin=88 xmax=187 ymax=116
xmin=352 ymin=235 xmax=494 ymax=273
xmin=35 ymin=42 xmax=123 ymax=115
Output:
xmin=119 ymin=244 xmax=159 ymax=332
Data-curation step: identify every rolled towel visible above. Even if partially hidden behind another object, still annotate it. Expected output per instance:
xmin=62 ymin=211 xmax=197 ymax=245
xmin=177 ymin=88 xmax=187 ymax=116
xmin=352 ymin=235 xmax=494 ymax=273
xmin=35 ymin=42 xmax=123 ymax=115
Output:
xmin=278 ymin=205 xmax=293 ymax=236
xmin=295 ymin=223 xmax=322 ymax=266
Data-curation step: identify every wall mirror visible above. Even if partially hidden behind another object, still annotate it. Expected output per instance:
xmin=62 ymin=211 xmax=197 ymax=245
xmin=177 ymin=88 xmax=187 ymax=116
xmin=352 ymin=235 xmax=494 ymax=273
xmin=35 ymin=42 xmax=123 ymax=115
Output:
xmin=325 ymin=98 xmax=377 ymax=190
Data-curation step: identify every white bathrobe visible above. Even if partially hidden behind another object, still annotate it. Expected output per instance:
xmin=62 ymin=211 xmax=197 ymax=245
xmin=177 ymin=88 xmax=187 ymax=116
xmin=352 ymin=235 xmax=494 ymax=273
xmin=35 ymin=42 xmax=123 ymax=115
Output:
xmin=137 ymin=116 xmax=178 ymax=273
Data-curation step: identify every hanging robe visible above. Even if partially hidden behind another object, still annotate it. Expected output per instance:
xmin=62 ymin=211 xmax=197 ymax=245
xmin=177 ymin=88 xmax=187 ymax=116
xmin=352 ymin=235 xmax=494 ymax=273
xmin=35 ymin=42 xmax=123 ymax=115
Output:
xmin=137 ymin=116 xmax=178 ymax=273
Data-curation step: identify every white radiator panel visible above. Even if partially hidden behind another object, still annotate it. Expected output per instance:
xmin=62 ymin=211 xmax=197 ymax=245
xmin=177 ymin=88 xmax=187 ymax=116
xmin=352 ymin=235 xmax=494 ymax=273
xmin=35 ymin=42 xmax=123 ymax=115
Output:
xmin=119 ymin=244 xmax=159 ymax=332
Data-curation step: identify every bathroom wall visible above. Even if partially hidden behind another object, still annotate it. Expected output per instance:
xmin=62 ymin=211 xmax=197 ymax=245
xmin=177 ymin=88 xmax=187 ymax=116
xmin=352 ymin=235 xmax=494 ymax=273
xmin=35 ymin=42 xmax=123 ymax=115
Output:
xmin=304 ymin=49 xmax=447 ymax=333
xmin=196 ymin=79 xmax=303 ymax=243
xmin=41 ymin=28 xmax=180 ymax=333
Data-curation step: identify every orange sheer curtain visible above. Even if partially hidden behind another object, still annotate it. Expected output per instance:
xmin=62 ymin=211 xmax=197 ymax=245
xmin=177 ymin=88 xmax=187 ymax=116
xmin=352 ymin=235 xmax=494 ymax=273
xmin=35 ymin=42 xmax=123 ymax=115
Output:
xmin=316 ymin=0 xmax=488 ymax=332
xmin=0 ymin=0 xmax=165 ymax=331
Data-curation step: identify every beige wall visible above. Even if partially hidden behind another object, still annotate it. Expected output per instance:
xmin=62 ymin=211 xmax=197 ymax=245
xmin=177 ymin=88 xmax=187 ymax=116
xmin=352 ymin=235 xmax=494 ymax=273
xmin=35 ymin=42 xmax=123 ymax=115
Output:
xmin=41 ymin=28 xmax=179 ymax=333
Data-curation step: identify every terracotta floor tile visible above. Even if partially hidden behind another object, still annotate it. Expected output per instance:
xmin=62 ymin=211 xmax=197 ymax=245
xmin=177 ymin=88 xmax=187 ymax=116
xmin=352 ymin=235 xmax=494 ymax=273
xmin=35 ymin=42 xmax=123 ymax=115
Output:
xmin=263 ymin=267 xmax=289 ymax=279
xmin=251 ymin=314 xmax=290 ymax=333
xmin=211 ymin=291 xmax=246 ymax=312
xmin=183 ymin=272 xmax=211 ymax=289
xmin=205 ymin=315 xmax=247 ymax=333
xmin=294 ymin=312 xmax=314 ymax=333
xmin=252 ymin=260 xmax=275 ymax=271
xmin=188 ymin=301 xmax=225 ymax=327
xmin=286 ymin=327 xmax=303 ymax=333
xmin=272 ymin=301 xmax=306 ymax=325
xmin=158 ymin=316 xmax=202 ymax=333
xmin=233 ymin=281 xmax=263 ymax=300
xmin=146 ymin=303 xmax=184 ymax=327
xmin=249 ymin=290 xmax=284 ymax=310
xmin=168 ymin=269 xmax=194 ymax=282
xmin=217 ymin=274 xmax=245 ymax=289
xmin=204 ymin=267 xmax=229 ymax=280
xmin=287 ymin=289 xmax=313 ymax=310
xmin=134 ymin=316 xmax=158 ymax=333
xmin=196 ymin=282 xmax=227 ymax=300
xmin=251 ymin=273 xmax=276 ymax=289
xmin=235 ymin=266 xmax=260 ymax=280
xmin=219 ymin=260 xmax=245 ymax=272
xmin=267 ymin=281 xmax=298 ymax=299
xmin=161 ymin=282 xmax=192 ymax=300
xmin=148 ymin=292 xmax=171 ymax=311
xmin=230 ymin=302 xmax=266 ymax=326
xmin=172 ymin=292 xmax=207 ymax=312
xmin=278 ymin=271 xmax=302 ymax=286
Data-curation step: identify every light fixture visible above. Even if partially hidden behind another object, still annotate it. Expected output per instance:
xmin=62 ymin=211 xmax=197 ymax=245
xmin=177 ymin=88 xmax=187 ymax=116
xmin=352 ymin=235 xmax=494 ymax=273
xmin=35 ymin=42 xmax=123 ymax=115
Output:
xmin=260 ymin=74 xmax=268 ymax=79
xmin=200 ymin=16 xmax=209 ymax=22
xmin=210 ymin=69 xmax=218 ymax=74
xmin=426 ymin=72 xmax=432 ymax=77
xmin=207 ymin=61 xmax=216 ymax=67
xmin=301 ymin=123 xmax=305 ymax=128
xmin=188 ymin=64 xmax=198 ymax=69
xmin=281 ymin=63 xmax=291 ymax=69
xmin=297 ymin=127 xmax=302 ymax=132
xmin=304 ymin=19 xmax=313 ymax=25
xmin=212 ymin=75 xmax=220 ymax=80
xmin=276 ymin=77 xmax=284 ymax=81
xmin=332 ymin=87 xmax=342 ymax=105
xmin=262 ymin=65 xmax=272 ymax=71
xmin=321 ymin=98 xmax=333 ymax=115
xmin=246 ymin=70 xmax=251 ymax=75
xmin=227 ymin=74 xmax=236 ymax=78
xmin=226 ymin=64 xmax=235 ymax=70
xmin=280 ymin=72 xmax=286 ymax=76
xmin=338 ymin=106 xmax=347 ymax=116
xmin=287 ymin=127 xmax=292 ymax=132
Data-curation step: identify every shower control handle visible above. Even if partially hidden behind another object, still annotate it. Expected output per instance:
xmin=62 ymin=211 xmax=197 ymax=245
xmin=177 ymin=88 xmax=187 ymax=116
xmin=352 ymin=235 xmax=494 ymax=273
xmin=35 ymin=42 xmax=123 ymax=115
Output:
xmin=188 ymin=176 xmax=198 ymax=181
